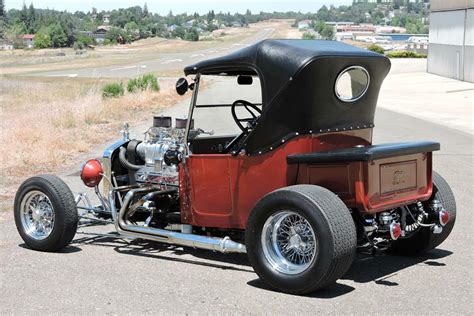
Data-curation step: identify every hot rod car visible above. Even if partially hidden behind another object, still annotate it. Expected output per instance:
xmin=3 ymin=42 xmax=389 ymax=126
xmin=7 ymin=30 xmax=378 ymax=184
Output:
xmin=14 ymin=40 xmax=456 ymax=294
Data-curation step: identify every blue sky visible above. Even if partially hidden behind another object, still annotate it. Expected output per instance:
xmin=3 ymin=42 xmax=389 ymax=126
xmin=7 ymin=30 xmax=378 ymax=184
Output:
xmin=5 ymin=0 xmax=354 ymax=14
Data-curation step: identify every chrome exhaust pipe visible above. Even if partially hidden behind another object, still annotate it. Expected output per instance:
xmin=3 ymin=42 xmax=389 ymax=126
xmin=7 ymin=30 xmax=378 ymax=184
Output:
xmin=108 ymin=187 xmax=246 ymax=254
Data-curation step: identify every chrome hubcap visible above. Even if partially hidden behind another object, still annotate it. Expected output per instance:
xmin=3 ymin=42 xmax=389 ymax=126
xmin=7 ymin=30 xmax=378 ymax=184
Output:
xmin=20 ymin=191 xmax=55 ymax=240
xmin=261 ymin=211 xmax=317 ymax=275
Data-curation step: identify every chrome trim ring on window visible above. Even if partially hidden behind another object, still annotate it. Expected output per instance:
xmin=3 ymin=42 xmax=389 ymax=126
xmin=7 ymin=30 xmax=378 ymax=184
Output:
xmin=334 ymin=66 xmax=370 ymax=102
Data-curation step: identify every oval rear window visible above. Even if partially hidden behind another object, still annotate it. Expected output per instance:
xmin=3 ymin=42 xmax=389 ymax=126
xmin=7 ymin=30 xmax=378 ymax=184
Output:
xmin=335 ymin=66 xmax=370 ymax=102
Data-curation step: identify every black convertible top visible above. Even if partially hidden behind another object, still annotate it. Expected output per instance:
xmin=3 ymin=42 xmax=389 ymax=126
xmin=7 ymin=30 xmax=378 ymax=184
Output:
xmin=184 ymin=40 xmax=391 ymax=155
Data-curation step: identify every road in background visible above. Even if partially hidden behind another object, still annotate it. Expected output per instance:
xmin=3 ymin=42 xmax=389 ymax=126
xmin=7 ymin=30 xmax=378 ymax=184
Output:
xmin=30 ymin=28 xmax=275 ymax=79
xmin=0 ymin=71 xmax=473 ymax=313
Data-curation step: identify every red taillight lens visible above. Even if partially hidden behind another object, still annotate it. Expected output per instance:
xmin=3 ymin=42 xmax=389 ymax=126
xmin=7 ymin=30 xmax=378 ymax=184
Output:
xmin=390 ymin=223 xmax=402 ymax=240
xmin=80 ymin=159 xmax=103 ymax=187
xmin=439 ymin=210 xmax=449 ymax=226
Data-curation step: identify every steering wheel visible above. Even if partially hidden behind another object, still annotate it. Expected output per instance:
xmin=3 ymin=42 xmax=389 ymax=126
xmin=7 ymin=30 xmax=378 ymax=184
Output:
xmin=223 ymin=100 xmax=262 ymax=154
xmin=231 ymin=100 xmax=262 ymax=132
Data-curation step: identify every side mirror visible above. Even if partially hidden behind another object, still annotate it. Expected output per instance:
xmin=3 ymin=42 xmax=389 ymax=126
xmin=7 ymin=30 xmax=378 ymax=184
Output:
xmin=237 ymin=75 xmax=253 ymax=85
xmin=176 ymin=78 xmax=189 ymax=95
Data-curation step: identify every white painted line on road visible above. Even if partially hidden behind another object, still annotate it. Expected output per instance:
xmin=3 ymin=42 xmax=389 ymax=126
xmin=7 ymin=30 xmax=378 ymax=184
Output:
xmin=232 ymin=43 xmax=244 ymax=46
xmin=161 ymin=59 xmax=183 ymax=64
xmin=140 ymin=65 xmax=147 ymax=68
xmin=111 ymin=65 xmax=139 ymax=71
xmin=190 ymin=53 xmax=205 ymax=57
xmin=208 ymin=50 xmax=218 ymax=53
xmin=47 ymin=73 xmax=78 ymax=78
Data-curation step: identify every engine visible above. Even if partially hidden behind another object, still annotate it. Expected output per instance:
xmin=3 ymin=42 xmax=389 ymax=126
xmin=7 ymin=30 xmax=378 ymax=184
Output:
xmin=119 ymin=116 xmax=191 ymax=186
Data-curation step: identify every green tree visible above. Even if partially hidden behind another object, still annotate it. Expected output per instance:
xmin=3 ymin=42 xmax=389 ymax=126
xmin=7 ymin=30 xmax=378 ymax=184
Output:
xmin=320 ymin=25 xmax=334 ymax=40
xmin=125 ymin=21 xmax=139 ymax=31
xmin=0 ymin=19 xmax=7 ymax=39
xmin=171 ymin=26 xmax=185 ymax=39
xmin=19 ymin=3 xmax=28 ymax=27
xmin=106 ymin=27 xmax=132 ymax=44
xmin=27 ymin=3 xmax=36 ymax=32
xmin=317 ymin=5 xmax=329 ymax=21
xmin=184 ymin=27 xmax=199 ymax=41
xmin=34 ymin=26 xmax=51 ymax=48
xmin=0 ymin=0 xmax=5 ymax=18
xmin=48 ymin=23 xmax=67 ymax=47
xmin=75 ymin=34 xmax=95 ymax=47
xmin=5 ymin=23 xmax=25 ymax=48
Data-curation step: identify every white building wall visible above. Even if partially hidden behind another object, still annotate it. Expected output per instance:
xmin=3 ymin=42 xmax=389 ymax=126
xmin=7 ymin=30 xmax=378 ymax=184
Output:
xmin=464 ymin=9 xmax=474 ymax=82
xmin=428 ymin=7 xmax=474 ymax=82
xmin=429 ymin=11 xmax=465 ymax=45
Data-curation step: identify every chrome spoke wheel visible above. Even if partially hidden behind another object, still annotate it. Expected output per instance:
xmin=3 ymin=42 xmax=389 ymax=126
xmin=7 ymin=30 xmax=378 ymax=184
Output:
xmin=20 ymin=191 xmax=55 ymax=240
xmin=261 ymin=210 xmax=317 ymax=275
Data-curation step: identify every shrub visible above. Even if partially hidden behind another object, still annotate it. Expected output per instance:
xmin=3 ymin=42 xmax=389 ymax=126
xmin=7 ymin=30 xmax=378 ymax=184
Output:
xmin=368 ymin=44 xmax=385 ymax=54
xmin=302 ymin=32 xmax=316 ymax=40
xmin=73 ymin=41 xmax=84 ymax=51
xmin=102 ymin=83 xmax=124 ymax=98
xmin=75 ymin=34 xmax=95 ymax=48
xmin=127 ymin=74 xmax=160 ymax=93
xmin=386 ymin=51 xmax=427 ymax=58
xmin=185 ymin=27 xmax=200 ymax=42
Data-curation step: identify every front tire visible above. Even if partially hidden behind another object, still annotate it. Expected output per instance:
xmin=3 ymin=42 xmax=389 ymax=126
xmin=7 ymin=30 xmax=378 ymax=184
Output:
xmin=245 ymin=185 xmax=356 ymax=294
xmin=391 ymin=171 xmax=456 ymax=255
xmin=14 ymin=175 xmax=78 ymax=252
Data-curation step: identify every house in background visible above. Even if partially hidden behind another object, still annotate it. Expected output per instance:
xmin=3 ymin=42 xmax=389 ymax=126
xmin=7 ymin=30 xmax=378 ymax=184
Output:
xmin=428 ymin=0 xmax=474 ymax=82
xmin=167 ymin=24 xmax=179 ymax=32
xmin=22 ymin=34 xmax=35 ymax=48
xmin=94 ymin=25 xmax=111 ymax=43
xmin=298 ymin=19 xmax=312 ymax=30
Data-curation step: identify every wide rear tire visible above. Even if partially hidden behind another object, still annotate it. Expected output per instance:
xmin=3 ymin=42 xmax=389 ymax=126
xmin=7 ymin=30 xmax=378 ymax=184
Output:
xmin=14 ymin=175 xmax=78 ymax=252
xmin=245 ymin=185 xmax=356 ymax=294
xmin=391 ymin=171 xmax=456 ymax=255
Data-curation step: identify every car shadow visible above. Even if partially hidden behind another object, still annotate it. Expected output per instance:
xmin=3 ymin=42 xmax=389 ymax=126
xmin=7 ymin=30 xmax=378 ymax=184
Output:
xmin=247 ymin=279 xmax=356 ymax=298
xmin=72 ymin=232 xmax=252 ymax=273
xmin=19 ymin=243 xmax=83 ymax=253
xmin=343 ymin=249 xmax=452 ymax=285
xmin=70 ymin=232 xmax=453 ymax=297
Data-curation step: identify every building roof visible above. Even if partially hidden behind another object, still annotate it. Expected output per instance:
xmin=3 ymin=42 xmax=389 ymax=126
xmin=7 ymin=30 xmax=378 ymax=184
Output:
xmin=22 ymin=34 xmax=35 ymax=40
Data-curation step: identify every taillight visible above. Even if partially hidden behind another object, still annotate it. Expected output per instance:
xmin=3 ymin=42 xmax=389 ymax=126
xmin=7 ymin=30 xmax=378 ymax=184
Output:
xmin=390 ymin=223 xmax=402 ymax=240
xmin=439 ymin=210 xmax=449 ymax=226
xmin=80 ymin=159 xmax=103 ymax=187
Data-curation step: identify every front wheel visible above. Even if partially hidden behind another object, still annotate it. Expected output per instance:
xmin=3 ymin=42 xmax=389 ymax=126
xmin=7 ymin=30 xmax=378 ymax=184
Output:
xmin=14 ymin=175 xmax=78 ymax=252
xmin=245 ymin=185 xmax=356 ymax=294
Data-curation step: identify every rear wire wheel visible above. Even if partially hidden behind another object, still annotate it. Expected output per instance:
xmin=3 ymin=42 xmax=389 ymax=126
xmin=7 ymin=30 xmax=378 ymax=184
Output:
xmin=246 ymin=185 xmax=356 ymax=294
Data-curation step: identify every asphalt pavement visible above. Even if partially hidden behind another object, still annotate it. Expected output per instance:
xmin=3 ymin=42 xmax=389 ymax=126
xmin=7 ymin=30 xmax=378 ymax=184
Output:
xmin=0 ymin=73 xmax=473 ymax=313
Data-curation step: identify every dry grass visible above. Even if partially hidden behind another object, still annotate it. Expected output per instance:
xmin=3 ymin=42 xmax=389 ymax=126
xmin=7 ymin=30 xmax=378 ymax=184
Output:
xmin=0 ymin=76 xmax=184 ymax=201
